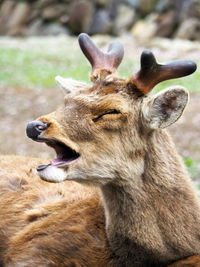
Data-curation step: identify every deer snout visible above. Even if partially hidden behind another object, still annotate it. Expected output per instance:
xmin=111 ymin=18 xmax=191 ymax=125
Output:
xmin=26 ymin=120 xmax=49 ymax=140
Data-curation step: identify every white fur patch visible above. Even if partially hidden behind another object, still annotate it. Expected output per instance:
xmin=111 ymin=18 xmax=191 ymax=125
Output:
xmin=38 ymin=165 xmax=67 ymax=183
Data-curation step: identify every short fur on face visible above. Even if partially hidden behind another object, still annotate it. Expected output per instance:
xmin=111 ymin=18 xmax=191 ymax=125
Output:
xmin=37 ymin=79 xmax=189 ymax=187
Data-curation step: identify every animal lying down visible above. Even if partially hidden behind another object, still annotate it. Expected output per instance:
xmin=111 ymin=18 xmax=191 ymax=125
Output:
xmin=1 ymin=33 xmax=200 ymax=267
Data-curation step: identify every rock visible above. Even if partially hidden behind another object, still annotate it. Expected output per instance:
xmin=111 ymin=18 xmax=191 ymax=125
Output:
xmin=93 ymin=0 xmax=113 ymax=8
xmin=34 ymin=0 xmax=57 ymax=9
xmin=0 ymin=0 xmax=16 ymax=34
xmin=42 ymin=4 xmax=65 ymax=20
xmin=59 ymin=15 xmax=70 ymax=25
xmin=28 ymin=8 xmax=40 ymax=23
xmin=25 ymin=19 xmax=68 ymax=36
xmin=89 ymin=9 xmax=112 ymax=34
xmin=155 ymin=0 xmax=173 ymax=12
xmin=113 ymin=4 xmax=136 ymax=35
xmin=42 ymin=23 xmax=69 ymax=36
xmin=7 ymin=2 xmax=32 ymax=36
xmin=186 ymin=0 xmax=200 ymax=18
xmin=175 ymin=18 xmax=200 ymax=41
xmin=172 ymin=0 xmax=192 ymax=23
xmin=0 ymin=0 xmax=199 ymax=39
xmin=108 ymin=0 xmax=120 ymax=20
xmin=155 ymin=10 xmax=176 ymax=37
xmin=68 ymin=0 xmax=94 ymax=34
xmin=125 ymin=0 xmax=139 ymax=8
xmin=25 ymin=19 xmax=41 ymax=36
xmin=137 ymin=0 xmax=159 ymax=15
xmin=174 ymin=0 xmax=189 ymax=12
xmin=131 ymin=14 xmax=157 ymax=42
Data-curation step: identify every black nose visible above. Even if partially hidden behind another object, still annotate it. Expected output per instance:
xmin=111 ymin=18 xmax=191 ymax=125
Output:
xmin=26 ymin=120 xmax=49 ymax=140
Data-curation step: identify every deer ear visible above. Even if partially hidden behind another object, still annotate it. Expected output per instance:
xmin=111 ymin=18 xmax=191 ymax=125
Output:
xmin=55 ymin=76 xmax=89 ymax=94
xmin=142 ymin=86 xmax=188 ymax=129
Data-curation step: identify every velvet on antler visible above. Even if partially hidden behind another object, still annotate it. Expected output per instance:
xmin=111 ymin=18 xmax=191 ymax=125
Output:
xmin=130 ymin=50 xmax=197 ymax=95
xmin=78 ymin=33 xmax=124 ymax=82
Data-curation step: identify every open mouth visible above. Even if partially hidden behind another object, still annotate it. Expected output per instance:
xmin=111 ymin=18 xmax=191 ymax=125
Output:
xmin=36 ymin=139 xmax=80 ymax=172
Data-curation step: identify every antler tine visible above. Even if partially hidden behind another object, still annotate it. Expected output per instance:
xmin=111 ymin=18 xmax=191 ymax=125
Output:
xmin=131 ymin=50 xmax=197 ymax=94
xmin=78 ymin=33 xmax=124 ymax=82
xmin=107 ymin=41 xmax=124 ymax=69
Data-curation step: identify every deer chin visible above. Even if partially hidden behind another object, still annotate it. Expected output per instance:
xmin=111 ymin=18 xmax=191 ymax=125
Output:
xmin=36 ymin=138 xmax=80 ymax=182
xmin=38 ymin=164 xmax=68 ymax=183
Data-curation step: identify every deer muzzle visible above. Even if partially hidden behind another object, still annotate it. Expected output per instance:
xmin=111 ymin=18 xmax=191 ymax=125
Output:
xmin=26 ymin=120 xmax=49 ymax=140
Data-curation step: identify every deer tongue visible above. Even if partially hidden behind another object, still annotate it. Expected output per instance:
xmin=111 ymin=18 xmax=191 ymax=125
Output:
xmin=37 ymin=158 xmax=74 ymax=172
xmin=50 ymin=158 xmax=75 ymax=166
xmin=37 ymin=139 xmax=80 ymax=171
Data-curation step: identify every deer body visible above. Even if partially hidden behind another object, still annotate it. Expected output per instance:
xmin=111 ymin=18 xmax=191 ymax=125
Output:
xmin=1 ymin=34 xmax=200 ymax=266
xmin=0 ymin=156 xmax=112 ymax=267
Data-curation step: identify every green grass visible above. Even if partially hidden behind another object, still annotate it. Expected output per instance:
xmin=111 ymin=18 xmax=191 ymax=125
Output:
xmin=184 ymin=157 xmax=200 ymax=180
xmin=154 ymin=71 xmax=200 ymax=94
xmin=0 ymin=47 xmax=200 ymax=93
xmin=0 ymin=47 xmax=91 ymax=88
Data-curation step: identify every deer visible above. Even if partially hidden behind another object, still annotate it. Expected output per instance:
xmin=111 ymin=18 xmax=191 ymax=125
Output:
xmin=0 ymin=33 xmax=200 ymax=267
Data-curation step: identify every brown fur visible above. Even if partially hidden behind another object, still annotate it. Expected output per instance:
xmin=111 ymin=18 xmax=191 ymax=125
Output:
xmin=0 ymin=155 xmax=200 ymax=266
xmin=170 ymin=255 xmax=200 ymax=267
xmin=0 ymin=156 xmax=112 ymax=267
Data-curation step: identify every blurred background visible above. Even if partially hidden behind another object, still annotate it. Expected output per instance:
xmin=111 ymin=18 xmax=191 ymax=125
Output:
xmin=0 ymin=0 xmax=199 ymax=187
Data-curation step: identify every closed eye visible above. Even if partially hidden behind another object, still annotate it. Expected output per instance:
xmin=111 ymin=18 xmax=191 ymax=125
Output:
xmin=92 ymin=110 xmax=120 ymax=122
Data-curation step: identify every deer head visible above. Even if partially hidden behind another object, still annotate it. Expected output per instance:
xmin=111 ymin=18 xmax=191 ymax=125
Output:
xmin=26 ymin=33 xmax=196 ymax=184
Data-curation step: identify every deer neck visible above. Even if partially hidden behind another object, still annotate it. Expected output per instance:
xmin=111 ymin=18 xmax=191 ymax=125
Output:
xmin=99 ymin=176 xmax=165 ymax=266
xmin=99 ymin=130 xmax=182 ymax=234
xmin=99 ymin=130 xmax=200 ymax=266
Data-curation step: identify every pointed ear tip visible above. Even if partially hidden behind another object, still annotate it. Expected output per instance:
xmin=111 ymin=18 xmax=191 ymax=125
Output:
xmin=153 ymin=86 xmax=189 ymax=106
xmin=55 ymin=75 xmax=60 ymax=80
xmin=168 ymin=85 xmax=189 ymax=96
xmin=144 ymin=86 xmax=189 ymax=130
xmin=55 ymin=75 xmax=63 ymax=83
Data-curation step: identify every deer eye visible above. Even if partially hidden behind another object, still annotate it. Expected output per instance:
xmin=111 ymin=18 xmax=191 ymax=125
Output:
xmin=92 ymin=110 xmax=120 ymax=122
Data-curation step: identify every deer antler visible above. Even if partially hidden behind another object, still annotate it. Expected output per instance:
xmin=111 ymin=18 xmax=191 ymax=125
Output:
xmin=78 ymin=33 xmax=124 ymax=82
xmin=130 ymin=50 xmax=197 ymax=94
